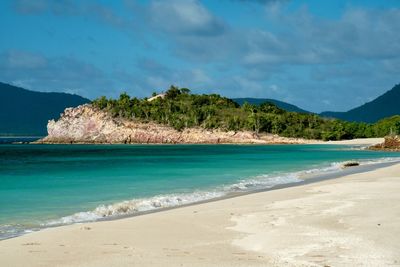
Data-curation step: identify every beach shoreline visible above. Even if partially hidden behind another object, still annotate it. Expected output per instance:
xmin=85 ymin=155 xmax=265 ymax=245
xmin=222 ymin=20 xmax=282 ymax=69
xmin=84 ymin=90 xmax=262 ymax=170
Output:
xmin=1 ymin=159 xmax=400 ymax=266
xmin=1 ymin=153 xmax=396 ymax=241
xmin=319 ymin=137 xmax=384 ymax=146
xmin=30 ymin=137 xmax=384 ymax=146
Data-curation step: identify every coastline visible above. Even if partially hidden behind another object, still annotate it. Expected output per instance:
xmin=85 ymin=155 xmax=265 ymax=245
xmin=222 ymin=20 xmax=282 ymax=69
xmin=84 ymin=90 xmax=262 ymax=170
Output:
xmin=320 ymin=137 xmax=384 ymax=146
xmin=36 ymin=104 xmax=388 ymax=146
xmin=36 ymin=104 xmax=313 ymax=145
xmin=32 ymin=137 xmax=384 ymax=146
xmin=1 ymin=154 xmax=396 ymax=241
xmin=1 ymin=161 xmax=400 ymax=266
xmin=1 ymin=141 xmax=395 ymax=242
xmin=312 ymin=137 xmax=385 ymax=147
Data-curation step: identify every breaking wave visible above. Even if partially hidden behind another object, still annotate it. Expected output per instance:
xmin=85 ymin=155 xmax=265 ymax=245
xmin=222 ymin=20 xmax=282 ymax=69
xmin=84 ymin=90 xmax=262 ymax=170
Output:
xmin=44 ymin=191 xmax=225 ymax=226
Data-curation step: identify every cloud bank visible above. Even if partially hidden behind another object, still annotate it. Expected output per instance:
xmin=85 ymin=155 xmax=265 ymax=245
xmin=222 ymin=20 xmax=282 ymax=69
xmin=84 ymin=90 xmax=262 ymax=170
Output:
xmin=1 ymin=0 xmax=399 ymax=112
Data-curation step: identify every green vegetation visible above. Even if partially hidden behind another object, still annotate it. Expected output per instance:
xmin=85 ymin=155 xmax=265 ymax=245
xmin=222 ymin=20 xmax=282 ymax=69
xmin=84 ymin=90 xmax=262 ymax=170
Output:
xmin=92 ymin=86 xmax=400 ymax=141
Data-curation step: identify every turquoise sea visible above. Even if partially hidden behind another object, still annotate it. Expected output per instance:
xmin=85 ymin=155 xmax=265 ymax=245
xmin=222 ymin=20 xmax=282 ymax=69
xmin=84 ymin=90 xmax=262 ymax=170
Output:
xmin=1 ymin=143 xmax=399 ymax=239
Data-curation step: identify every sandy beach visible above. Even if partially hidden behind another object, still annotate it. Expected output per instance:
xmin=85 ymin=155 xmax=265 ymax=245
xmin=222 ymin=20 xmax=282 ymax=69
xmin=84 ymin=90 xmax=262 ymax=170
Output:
xmin=1 ymin=158 xmax=399 ymax=266
xmin=322 ymin=138 xmax=384 ymax=146
xmin=308 ymin=137 xmax=384 ymax=146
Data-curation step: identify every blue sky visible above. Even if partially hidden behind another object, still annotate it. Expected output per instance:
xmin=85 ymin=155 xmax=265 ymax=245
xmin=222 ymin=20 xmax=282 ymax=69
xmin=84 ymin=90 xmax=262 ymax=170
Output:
xmin=0 ymin=0 xmax=399 ymax=112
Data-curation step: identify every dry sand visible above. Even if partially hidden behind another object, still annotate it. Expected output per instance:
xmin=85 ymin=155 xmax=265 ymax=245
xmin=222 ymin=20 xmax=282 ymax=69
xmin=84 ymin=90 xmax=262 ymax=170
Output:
xmin=1 ymin=162 xmax=400 ymax=267
xmin=321 ymin=137 xmax=384 ymax=146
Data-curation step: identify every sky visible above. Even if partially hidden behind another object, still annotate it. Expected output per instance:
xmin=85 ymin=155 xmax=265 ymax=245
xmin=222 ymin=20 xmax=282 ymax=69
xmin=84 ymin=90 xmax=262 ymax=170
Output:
xmin=0 ymin=0 xmax=399 ymax=112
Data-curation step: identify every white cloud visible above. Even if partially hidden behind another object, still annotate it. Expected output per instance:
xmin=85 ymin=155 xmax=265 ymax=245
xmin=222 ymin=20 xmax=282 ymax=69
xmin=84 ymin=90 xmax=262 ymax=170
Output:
xmin=149 ymin=0 xmax=226 ymax=36
xmin=7 ymin=1 xmax=400 ymax=112
xmin=5 ymin=50 xmax=47 ymax=69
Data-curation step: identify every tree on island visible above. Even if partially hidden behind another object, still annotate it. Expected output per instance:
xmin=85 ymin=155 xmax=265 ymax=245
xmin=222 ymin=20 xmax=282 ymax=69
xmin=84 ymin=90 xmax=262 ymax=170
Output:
xmin=92 ymin=86 xmax=400 ymax=141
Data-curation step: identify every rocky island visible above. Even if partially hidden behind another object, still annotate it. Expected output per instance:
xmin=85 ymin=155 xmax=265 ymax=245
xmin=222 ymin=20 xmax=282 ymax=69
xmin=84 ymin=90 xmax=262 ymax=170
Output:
xmin=36 ymin=86 xmax=400 ymax=144
xmin=37 ymin=104 xmax=310 ymax=144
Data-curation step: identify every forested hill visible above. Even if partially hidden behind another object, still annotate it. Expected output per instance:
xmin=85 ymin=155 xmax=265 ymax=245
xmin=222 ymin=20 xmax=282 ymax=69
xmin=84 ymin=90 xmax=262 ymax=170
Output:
xmin=0 ymin=82 xmax=90 ymax=136
xmin=320 ymin=84 xmax=400 ymax=123
xmin=233 ymin=98 xmax=310 ymax=114
xmin=92 ymin=86 xmax=400 ymax=141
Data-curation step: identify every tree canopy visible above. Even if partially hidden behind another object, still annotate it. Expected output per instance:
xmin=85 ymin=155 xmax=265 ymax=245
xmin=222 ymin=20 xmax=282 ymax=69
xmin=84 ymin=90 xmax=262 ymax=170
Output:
xmin=92 ymin=86 xmax=400 ymax=140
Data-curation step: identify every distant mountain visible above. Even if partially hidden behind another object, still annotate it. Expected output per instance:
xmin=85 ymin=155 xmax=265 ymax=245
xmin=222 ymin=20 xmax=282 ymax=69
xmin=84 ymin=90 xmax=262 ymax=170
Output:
xmin=0 ymin=82 xmax=90 ymax=136
xmin=233 ymin=98 xmax=311 ymax=114
xmin=320 ymin=84 xmax=400 ymax=123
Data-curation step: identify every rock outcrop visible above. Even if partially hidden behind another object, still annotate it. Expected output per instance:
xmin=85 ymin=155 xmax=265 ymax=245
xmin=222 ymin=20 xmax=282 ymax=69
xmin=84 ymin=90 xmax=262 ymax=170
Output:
xmin=370 ymin=135 xmax=400 ymax=151
xmin=37 ymin=104 xmax=313 ymax=144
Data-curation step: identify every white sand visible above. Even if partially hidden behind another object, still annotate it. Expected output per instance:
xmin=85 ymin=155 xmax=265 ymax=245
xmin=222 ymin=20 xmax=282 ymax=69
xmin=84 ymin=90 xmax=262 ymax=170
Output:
xmin=321 ymin=137 xmax=384 ymax=146
xmin=1 ymin=162 xmax=399 ymax=267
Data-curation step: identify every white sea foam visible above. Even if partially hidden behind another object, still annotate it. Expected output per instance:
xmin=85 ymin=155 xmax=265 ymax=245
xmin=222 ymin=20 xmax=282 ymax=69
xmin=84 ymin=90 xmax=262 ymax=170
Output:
xmin=44 ymin=191 xmax=225 ymax=226
xmin=358 ymin=157 xmax=400 ymax=165
xmin=225 ymin=157 xmax=400 ymax=192
xmin=226 ymin=161 xmax=346 ymax=192
xmin=226 ymin=173 xmax=301 ymax=191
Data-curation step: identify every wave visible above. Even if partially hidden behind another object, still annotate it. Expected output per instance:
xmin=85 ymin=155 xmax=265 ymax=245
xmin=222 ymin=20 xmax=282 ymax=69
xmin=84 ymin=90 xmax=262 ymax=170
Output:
xmin=44 ymin=191 xmax=225 ymax=226
xmin=355 ymin=157 xmax=400 ymax=165
xmin=2 ymin=157 xmax=400 ymax=239
xmin=43 ymin=157 xmax=400 ymax=227
xmin=43 ymin=173 xmax=304 ymax=226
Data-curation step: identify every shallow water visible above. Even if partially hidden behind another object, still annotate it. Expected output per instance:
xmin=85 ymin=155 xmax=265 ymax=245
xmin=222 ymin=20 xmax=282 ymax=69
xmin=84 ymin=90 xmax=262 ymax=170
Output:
xmin=0 ymin=144 xmax=399 ymax=239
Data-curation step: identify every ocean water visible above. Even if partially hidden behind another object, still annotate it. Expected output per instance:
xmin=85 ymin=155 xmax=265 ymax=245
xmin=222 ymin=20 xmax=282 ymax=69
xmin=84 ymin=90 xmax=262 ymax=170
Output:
xmin=0 ymin=137 xmax=41 ymax=144
xmin=0 ymin=144 xmax=399 ymax=239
